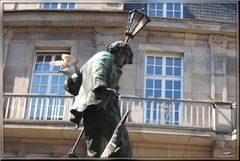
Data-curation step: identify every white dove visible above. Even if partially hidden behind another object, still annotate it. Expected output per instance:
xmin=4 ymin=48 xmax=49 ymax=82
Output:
xmin=49 ymin=54 xmax=78 ymax=76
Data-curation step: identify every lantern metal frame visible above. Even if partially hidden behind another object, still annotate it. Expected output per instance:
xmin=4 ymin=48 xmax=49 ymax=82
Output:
xmin=124 ymin=8 xmax=151 ymax=43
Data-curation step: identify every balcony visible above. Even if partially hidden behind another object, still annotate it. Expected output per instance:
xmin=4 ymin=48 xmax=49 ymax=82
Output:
xmin=3 ymin=93 xmax=235 ymax=158
xmin=3 ymin=93 xmax=217 ymax=129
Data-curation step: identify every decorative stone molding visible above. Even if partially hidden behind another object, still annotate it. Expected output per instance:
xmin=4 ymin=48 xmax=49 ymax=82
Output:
xmin=208 ymin=34 xmax=227 ymax=48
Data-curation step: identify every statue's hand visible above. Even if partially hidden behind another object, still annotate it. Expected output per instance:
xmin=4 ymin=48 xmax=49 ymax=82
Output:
xmin=93 ymin=87 xmax=119 ymax=100
xmin=106 ymin=88 xmax=119 ymax=99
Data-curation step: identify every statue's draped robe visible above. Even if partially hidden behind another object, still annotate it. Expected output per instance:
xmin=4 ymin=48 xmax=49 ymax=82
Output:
xmin=71 ymin=51 xmax=132 ymax=157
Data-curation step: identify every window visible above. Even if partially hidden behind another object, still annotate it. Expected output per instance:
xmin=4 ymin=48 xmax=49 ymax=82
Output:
xmin=145 ymin=55 xmax=183 ymax=125
xmin=29 ymin=52 xmax=69 ymax=120
xmin=42 ymin=3 xmax=76 ymax=9
xmin=147 ymin=3 xmax=183 ymax=19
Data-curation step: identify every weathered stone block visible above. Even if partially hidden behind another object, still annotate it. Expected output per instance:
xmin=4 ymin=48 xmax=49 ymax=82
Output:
xmin=36 ymin=33 xmax=71 ymax=40
xmin=191 ymin=54 xmax=211 ymax=74
xmin=215 ymin=105 xmax=232 ymax=132
xmin=192 ymin=46 xmax=210 ymax=56
xmin=3 ymin=67 xmax=29 ymax=93
xmin=192 ymin=93 xmax=211 ymax=100
xmin=136 ymin=52 xmax=145 ymax=69
xmin=136 ymin=69 xmax=145 ymax=91
xmin=7 ymin=43 xmax=27 ymax=66
xmin=183 ymin=53 xmax=192 ymax=73
xmin=183 ymin=92 xmax=192 ymax=99
xmin=214 ymin=54 xmax=225 ymax=74
xmin=192 ymin=73 xmax=210 ymax=95
xmin=226 ymin=56 xmax=237 ymax=76
xmin=119 ymin=68 xmax=136 ymax=90
xmin=184 ymin=72 xmax=192 ymax=93
xmin=12 ymin=32 xmax=35 ymax=40
xmin=215 ymin=76 xmax=223 ymax=95
xmin=227 ymin=76 xmax=236 ymax=98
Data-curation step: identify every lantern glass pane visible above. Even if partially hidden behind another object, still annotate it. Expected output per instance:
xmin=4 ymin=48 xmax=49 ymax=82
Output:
xmin=126 ymin=13 xmax=135 ymax=33
xmin=129 ymin=11 xmax=143 ymax=34
xmin=132 ymin=16 xmax=149 ymax=36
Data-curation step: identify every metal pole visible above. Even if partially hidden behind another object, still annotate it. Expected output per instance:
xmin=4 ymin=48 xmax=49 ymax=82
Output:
xmin=124 ymin=36 xmax=130 ymax=44
xmin=68 ymin=127 xmax=85 ymax=158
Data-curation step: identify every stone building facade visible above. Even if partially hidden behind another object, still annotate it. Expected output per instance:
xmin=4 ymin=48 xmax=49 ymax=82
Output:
xmin=2 ymin=2 xmax=238 ymax=159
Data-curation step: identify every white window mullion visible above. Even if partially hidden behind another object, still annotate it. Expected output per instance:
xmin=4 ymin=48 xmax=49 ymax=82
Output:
xmin=163 ymin=3 xmax=167 ymax=17
xmin=50 ymin=55 xmax=55 ymax=71
xmin=48 ymin=75 xmax=53 ymax=94
xmin=58 ymin=3 xmax=61 ymax=9
xmin=47 ymin=55 xmax=55 ymax=94
xmin=172 ymin=103 xmax=175 ymax=124
xmin=181 ymin=4 xmax=184 ymax=19
xmin=163 ymin=57 xmax=166 ymax=76
xmin=162 ymin=78 xmax=165 ymax=98
xmin=155 ymin=4 xmax=158 ymax=17
xmin=173 ymin=4 xmax=175 ymax=18
xmin=181 ymin=57 xmax=184 ymax=98
xmin=153 ymin=56 xmax=155 ymax=75
xmin=162 ymin=57 xmax=166 ymax=98
xmin=147 ymin=4 xmax=150 ymax=15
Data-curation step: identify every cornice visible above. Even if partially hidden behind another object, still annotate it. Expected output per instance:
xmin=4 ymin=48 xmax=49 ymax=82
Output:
xmin=3 ymin=11 xmax=237 ymax=36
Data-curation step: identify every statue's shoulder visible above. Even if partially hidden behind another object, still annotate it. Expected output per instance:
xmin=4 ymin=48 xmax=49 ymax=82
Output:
xmin=94 ymin=51 xmax=114 ymax=60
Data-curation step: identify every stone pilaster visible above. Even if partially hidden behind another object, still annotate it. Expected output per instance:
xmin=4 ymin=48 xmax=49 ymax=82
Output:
xmin=208 ymin=34 xmax=227 ymax=101
xmin=94 ymin=26 xmax=125 ymax=52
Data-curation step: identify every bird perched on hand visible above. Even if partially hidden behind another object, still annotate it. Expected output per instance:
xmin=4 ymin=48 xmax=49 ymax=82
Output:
xmin=49 ymin=54 xmax=82 ymax=96
xmin=49 ymin=54 xmax=78 ymax=76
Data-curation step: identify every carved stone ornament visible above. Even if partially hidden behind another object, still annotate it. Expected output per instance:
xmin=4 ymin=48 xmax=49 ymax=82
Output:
xmin=208 ymin=34 xmax=227 ymax=48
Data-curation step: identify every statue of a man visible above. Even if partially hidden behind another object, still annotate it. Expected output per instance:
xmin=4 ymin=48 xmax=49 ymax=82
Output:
xmin=68 ymin=41 xmax=133 ymax=158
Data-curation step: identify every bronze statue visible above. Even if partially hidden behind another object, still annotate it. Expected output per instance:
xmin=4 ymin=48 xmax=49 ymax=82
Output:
xmin=50 ymin=8 xmax=150 ymax=158
xmin=69 ymin=41 xmax=133 ymax=157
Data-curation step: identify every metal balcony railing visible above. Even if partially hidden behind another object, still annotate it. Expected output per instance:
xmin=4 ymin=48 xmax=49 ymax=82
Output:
xmin=3 ymin=93 xmax=220 ymax=129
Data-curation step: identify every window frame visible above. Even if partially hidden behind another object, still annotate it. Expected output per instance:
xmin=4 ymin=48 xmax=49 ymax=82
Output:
xmin=144 ymin=53 xmax=184 ymax=125
xmin=144 ymin=53 xmax=184 ymax=99
xmin=147 ymin=3 xmax=183 ymax=19
xmin=30 ymin=50 xmax=70 ymax=95
xmin=28 ymin=50 xmax=71 ymax=120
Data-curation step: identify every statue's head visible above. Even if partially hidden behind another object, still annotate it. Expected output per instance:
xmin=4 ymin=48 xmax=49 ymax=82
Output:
xmin=105 ymin=41 xmax=133 ymax=68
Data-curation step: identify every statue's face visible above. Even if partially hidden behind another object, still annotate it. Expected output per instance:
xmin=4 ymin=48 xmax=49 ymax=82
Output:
xmin=107 ymin=41 xmax=133 ymax=68
xmin=115 ymin=52 xmax=127 ymax=69
xmin=114 ymin=45 xmax=134 ymax=68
